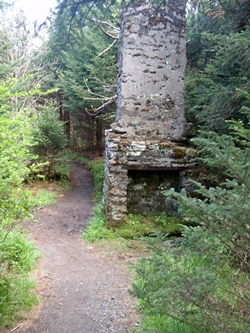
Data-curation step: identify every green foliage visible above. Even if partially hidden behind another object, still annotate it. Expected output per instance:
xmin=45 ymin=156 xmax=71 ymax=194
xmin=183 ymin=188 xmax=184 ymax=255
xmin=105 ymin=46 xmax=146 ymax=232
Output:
xmin=32 ymin=106 xmax=67 ymax=157
xmin=32 ymin=106 xmax=69 ymax=180
xmin=46 ymin=0 xmax=118 ymax=150
xmin=0 ymin=6 xmax=66 ymax=327
xmin=131 ymin=110 xmax=250 ymax=333
xmin=87 ymin=159 xmax=104 ymax=200
xmin=28 ymin=189 xmax=56 ymax=208
xmin=131 ymin=231 xmax=249 ymax=333
xmin=82 ymin=203 xmax=116 ymax=242
xmin=82 ymin=159 xmax=112 ymax=241
xmin=0 ymin=230 xmax=39 ymax=327
xmin=83 ymin=207 xmax=182 ymax=242
xmin=0 ymin=273 xmax=37 ymax=328
xmin=0 ymin=111 xmax=34 ymax=227
xmin=67 ymin=152 xmax=88 ymax=165
xmin=132 ymin=314 xmax=197 ymax=333
xmin=186 ymin=2 xmax=250 ymax=133
xmin=0 ymin=71 xmax=48 ymax=327
xmin=82 ymin=159 xmax=110 ymax=242
xmin=0 ymin=231 xmax=40 ymax=274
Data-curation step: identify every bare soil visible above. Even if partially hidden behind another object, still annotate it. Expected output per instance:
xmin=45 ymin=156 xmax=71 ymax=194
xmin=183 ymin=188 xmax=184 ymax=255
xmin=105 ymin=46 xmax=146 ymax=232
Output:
xmin=3 ymin=163 xmax=142 ymax=333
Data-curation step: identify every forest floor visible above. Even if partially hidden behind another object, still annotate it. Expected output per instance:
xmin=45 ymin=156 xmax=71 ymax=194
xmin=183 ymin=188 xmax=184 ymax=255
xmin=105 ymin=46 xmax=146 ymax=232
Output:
xmin=2 ymin=162 xmax=144 ymax=333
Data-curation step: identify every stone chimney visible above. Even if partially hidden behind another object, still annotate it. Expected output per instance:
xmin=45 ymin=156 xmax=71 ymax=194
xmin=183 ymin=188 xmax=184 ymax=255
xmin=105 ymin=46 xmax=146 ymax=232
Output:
xmin=103 ymin=0 xmax=196 ymax=227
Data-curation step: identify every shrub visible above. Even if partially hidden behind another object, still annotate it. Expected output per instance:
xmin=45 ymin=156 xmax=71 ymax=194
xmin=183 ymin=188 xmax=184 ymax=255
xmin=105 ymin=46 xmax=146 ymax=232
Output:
xmin=0 ymin=78 xmax=41 ymax=328
xmin=32 ymin=106 xmax=68 ymax=180
xmin=32 ymin=106 xmax=67 ymax=157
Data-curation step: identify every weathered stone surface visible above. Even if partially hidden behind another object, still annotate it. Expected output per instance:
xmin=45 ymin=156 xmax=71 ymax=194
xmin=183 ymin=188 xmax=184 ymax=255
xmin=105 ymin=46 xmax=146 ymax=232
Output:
xmin=116 ymin=0 xmax=189 ymax=141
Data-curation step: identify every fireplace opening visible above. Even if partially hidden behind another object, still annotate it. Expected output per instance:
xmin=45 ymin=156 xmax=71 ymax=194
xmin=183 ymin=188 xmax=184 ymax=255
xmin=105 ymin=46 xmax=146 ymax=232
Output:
xmin=127 ymin=169 xmax=181 ymax=216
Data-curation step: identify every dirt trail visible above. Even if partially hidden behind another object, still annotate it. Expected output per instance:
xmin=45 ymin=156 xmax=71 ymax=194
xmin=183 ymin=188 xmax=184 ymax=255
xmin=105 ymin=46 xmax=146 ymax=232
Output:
xmin=6 ymin=163 xmax=140 ymax=333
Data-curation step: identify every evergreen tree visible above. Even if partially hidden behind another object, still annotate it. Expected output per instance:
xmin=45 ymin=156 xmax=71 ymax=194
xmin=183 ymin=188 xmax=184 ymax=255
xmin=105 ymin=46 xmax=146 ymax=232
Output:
xmin=0 ymin=8 xmax=57 ymax=114
xmin=185 ymin=0 xmax=250 ymax=132
xmin=45 ymin=0 xmax=119 ymax=151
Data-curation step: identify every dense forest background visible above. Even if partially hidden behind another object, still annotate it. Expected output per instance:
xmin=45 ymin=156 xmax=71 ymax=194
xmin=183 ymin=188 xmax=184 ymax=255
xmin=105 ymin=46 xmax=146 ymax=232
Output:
xmin=2 ymin=0 xmax=250 ymax=154
xmin=0 ymin=0 xmax=249 ymax=331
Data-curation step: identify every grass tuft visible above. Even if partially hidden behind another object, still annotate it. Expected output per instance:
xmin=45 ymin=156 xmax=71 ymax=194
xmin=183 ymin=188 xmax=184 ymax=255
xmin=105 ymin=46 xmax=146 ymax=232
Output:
xmin=82 ymin=203 xmax=116 ymax=242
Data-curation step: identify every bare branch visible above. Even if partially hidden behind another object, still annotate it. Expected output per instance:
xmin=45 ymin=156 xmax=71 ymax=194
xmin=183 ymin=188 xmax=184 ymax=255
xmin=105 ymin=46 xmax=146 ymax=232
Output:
xmin=83 ymin=78 xmax=113 ymax=99
xmin=92 ymin=73 xmax=117 ymax=88
xmin=92 ymin=18 xmax=119 ymax=39
xmin=98 ymin=39 xmax=117 ymax=57
xmin=92 ymin=18 xmax=120 ymax=34
xmin=85 ymin=94 xmax=117 ymax=116
xmin=83 ymin=96 xmax=115 ymax=101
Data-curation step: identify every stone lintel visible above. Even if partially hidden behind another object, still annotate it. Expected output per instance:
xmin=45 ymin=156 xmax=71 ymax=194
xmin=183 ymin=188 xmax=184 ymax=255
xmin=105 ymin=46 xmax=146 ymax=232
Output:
xmin=122 ymin=166 xmax=192 ymax=171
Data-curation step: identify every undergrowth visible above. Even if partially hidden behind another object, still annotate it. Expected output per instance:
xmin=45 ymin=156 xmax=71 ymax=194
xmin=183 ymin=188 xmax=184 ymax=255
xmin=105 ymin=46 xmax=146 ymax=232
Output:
xmin=0 ymin=170 xmax=66 ymax=328
xmin=132 ymin=314 xmax=198 ymax=333
xmin=86 ymin=159 xmax=104 ymax=200
xmin=83 ymin=207 xmax=182 ymax=242
xmin=66 ymin=151 xmax=88 ymax=165
xmin=115 ymin=214 xmax=182 ymax=239
xmin=28 ymin=189 xmax=57 ymax=208
xmin=0 ymin=230 xmax=40 ymax=327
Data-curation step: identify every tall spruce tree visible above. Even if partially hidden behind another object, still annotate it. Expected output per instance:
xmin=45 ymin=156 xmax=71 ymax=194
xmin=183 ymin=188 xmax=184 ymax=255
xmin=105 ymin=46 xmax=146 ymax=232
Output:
xmin=185 ymin=0 xmax=250 ymax=132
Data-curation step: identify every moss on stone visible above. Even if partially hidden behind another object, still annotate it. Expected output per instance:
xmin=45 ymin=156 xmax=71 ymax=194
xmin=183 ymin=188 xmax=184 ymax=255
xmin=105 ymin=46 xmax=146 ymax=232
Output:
xmin=172 ymin=147 xmax=187 ymax=158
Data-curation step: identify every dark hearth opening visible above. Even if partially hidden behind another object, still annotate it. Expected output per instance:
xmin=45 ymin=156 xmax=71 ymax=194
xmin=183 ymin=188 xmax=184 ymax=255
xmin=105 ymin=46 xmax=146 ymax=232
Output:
xmin=127 ymin=169 xmax=181 ymax=216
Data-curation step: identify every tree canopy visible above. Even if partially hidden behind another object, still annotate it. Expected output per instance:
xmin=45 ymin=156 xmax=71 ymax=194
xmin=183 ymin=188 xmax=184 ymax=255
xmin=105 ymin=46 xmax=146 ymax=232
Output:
xmin=185 ymin=0 xmax=250 ymax=132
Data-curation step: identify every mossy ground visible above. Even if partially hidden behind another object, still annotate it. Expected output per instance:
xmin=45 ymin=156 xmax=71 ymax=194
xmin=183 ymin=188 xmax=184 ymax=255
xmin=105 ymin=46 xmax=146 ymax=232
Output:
xmin=113 ymin=214 xmax=182 ymax=239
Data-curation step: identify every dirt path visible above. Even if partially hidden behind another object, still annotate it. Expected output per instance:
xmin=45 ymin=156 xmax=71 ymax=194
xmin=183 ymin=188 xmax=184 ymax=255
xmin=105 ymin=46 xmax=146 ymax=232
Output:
xmin=7 ymin=163 xmax=140 ymax=333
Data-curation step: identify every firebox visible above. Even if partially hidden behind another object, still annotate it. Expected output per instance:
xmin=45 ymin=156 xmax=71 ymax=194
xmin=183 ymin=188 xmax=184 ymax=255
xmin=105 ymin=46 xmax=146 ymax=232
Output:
xmin=127 ymin=169 xmax=181 ymax=215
